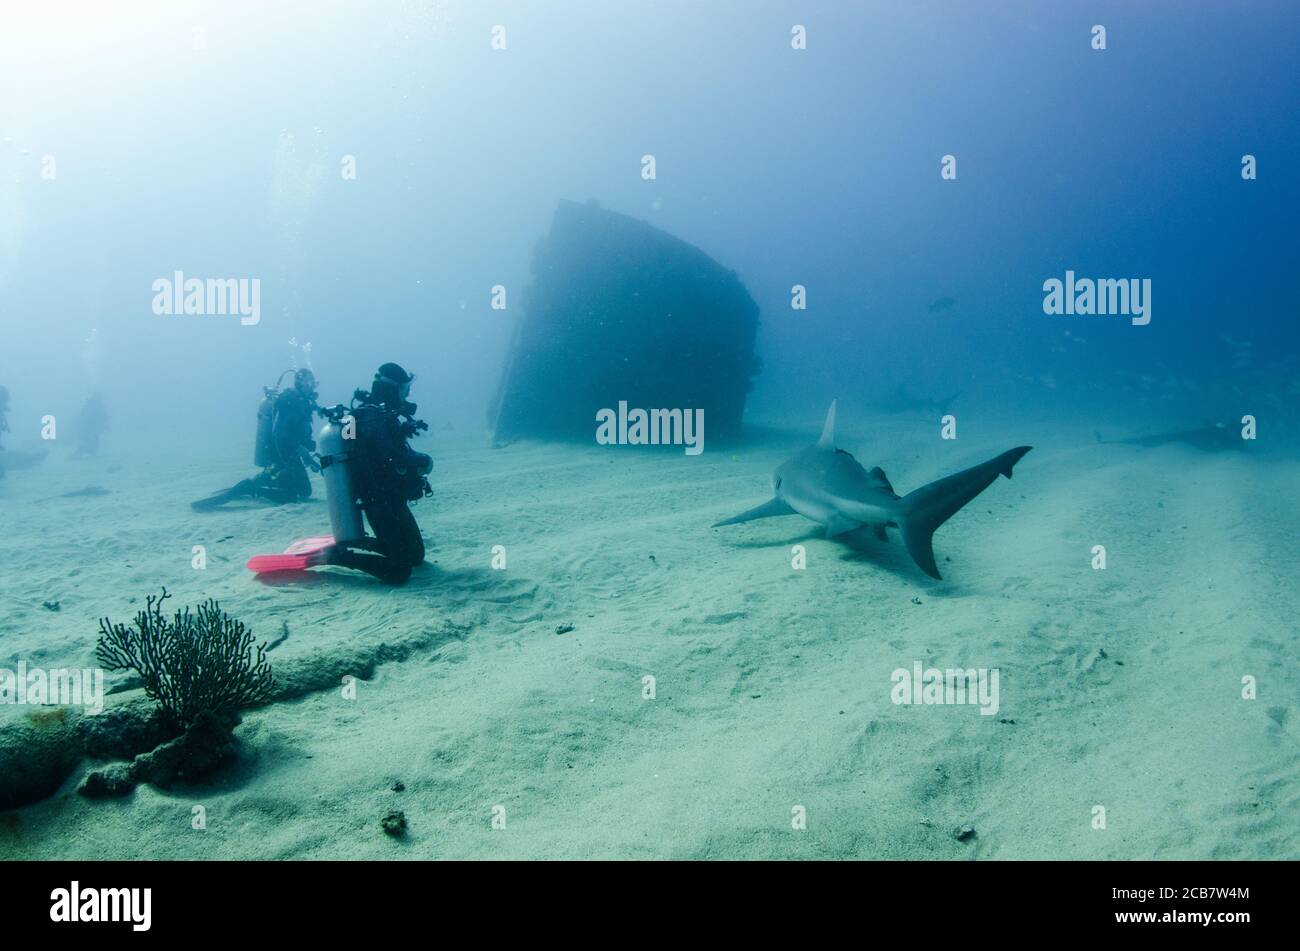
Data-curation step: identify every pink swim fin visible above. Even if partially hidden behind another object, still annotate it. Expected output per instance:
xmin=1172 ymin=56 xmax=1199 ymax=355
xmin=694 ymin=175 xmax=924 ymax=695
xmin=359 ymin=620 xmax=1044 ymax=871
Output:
xmin=247 ymin=536 xmax=336 ymax=574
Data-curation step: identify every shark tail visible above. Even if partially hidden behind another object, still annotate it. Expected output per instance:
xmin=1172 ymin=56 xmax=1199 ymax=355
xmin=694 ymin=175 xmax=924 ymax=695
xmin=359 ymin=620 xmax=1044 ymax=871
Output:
xmin=896 ymin=446 xmax=1032 ymax=579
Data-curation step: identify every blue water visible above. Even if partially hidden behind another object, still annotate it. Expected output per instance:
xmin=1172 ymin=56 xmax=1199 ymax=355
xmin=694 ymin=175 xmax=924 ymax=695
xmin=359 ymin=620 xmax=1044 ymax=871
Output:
xmin=2 ymin=1 xmax=1295 ymax=440
xmin=1 ymin=1 xmax=1297 ymax=864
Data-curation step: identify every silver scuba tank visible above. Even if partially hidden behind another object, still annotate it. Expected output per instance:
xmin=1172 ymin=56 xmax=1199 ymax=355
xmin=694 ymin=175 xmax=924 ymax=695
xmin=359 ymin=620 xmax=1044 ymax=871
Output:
xmin=318 ymin=416 xmax=365 ymax=543
xmin=254 ymin=389 xmax=277 ymax=467
xmin=255 ymin=371 xmax=295 ymax=467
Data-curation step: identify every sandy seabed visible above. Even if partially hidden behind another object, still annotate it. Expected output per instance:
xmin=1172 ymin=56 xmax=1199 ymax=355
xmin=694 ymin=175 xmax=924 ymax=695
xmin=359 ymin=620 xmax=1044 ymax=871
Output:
xmin=2 ymin=412 xmax=1297 ymax=860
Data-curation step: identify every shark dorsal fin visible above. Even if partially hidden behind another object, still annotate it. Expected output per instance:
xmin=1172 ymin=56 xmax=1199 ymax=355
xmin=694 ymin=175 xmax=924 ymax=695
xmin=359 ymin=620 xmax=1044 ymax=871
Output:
xmin=817 ymin=400 xmax=838 ymax=448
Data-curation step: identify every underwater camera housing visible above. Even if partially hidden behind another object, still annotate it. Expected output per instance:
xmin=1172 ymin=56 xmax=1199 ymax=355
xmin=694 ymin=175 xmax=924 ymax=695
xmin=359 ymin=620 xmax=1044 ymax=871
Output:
xmin=389 ymin=404 xmax=433 ymax=499
xmin=391 ymin=407 xmax=433 ymax=500
xmin=347 ymin=388 xmax=431 ymax=445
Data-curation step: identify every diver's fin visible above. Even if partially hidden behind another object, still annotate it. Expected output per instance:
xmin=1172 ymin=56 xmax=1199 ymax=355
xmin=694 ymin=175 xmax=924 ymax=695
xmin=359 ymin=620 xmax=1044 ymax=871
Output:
xmin=191 ymin=491 xmax=234 ymax=511
xmin=247 ymin=536 xmax=336 ymax=574
xmin=191 ymin=479 xmax=257 ymax=511
xmin=896 ymin=447 xmax=1032 ymax=579
xmin=712 ymin=497 xmax=795 ymax=528
xmin=817 ymin=400 xmax=838 ymax=448
xmin=246 ymin=553 xmax=317 ymax=573
xmin=284 ymin=535 xmax=336 ymax=554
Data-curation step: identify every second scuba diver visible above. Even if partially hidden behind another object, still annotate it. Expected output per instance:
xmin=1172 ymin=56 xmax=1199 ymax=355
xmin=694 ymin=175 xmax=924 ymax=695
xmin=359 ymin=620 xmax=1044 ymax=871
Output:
xmin=0 ymin=385 xmax=9 ymax=479
xmin=192 ymin=368 xmax=320 ymax=510
xmin=73 ymin=392 xmax=109 ymax=458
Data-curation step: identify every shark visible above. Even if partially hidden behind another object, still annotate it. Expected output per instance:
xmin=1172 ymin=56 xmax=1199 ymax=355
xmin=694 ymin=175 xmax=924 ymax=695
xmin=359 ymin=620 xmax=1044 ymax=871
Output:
xmin=1094 ymin=423 xmax=1244 ymax=452
xmin=879 ymin=384 xmax=959 ymax=416
xmin=712 ymin=401 xmax=1031 ymax=579
xmin=53 ymin=486 xmax=112 ymax=500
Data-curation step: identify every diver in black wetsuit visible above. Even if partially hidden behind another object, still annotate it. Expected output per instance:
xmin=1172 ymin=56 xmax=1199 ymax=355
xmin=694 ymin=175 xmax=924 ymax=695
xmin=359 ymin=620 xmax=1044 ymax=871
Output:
xmin=0 ymin=385 xmax=10 ymax=479
xmin=73 ymin=392 xmax=109 ymax=458
xmin=192 ymin=368 xmax=320 ymax=510
xmin=322 ymin=363 xmax=431 ymax=584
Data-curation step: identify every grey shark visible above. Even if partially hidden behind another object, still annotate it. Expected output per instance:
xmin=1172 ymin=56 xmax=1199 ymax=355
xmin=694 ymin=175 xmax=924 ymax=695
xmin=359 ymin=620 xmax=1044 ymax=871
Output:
xmin=879 ymin=384 xmax=959 ymax=416
xmin=1094 ymin=423 xmax=1243 ymax=452
xmin=713 ymin=402 xmax=1031 ymax=579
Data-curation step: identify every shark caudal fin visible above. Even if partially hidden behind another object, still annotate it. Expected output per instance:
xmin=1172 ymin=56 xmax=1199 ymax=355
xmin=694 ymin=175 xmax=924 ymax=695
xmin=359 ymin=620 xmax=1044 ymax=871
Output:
xmin=896 ymin=446 xmax=1031 ymax=579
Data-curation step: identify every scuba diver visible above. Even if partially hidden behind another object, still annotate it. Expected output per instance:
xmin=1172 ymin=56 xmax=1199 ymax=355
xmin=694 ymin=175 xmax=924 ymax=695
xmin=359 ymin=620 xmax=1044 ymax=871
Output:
xmin=192 ymin=368 xmax=320 ymax=510
xmin=73 ymin=392 xmax=109 ymax=458
xmin=0 ymin=385 xmax=47 ymax=478
xmin=315 ymin=363 xmax=432 ymax=584
xmin=0 ymin=385 xmax=9 ymax=478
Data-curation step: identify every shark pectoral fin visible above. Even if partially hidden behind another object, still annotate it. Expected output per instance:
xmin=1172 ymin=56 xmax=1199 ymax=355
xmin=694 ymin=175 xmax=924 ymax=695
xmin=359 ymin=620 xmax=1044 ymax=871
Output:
xmin=823 ymin=514 xmax=861 ymax=538
xmin=712 ymin=497 xmax=794 ymax=528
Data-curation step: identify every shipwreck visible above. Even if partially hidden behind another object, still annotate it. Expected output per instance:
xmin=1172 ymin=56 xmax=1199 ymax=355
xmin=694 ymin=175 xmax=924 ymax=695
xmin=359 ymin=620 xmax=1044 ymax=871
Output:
xmin=490 ymin=200 xmax=761 ymax=446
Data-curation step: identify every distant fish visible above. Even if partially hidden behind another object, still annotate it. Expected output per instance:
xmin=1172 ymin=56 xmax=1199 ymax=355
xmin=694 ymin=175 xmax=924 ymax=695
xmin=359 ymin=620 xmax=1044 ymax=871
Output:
xmin=1094 ymin=423 xmax=1244 ymax=452
xmin=1220 ymin=335 xmax=1252 ymax=369
xmin=880 ymin=385 xmax=959 ymax=416
xmin=927 ymin=297 xmax=956 ymax=313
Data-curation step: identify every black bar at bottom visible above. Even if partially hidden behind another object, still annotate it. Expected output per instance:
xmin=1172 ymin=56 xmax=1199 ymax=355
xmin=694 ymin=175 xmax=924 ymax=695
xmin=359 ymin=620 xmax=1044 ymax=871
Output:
xmin=2 ymin=859 xmax=1284 ymax=937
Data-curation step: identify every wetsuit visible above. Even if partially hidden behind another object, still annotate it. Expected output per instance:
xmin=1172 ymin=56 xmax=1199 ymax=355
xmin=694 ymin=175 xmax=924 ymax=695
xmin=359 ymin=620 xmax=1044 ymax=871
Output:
xmin=192 ymin=388 xmax=317 ymax=509
xmin=326 ymin=400 xmax=430 ymax=583
xmin=0 ymin=388 xmax=10 ymax=479
xmin=252 ymin=388 xmax=315 ymax=502
xmin=73 ymin=395 xmax=109 ymax=458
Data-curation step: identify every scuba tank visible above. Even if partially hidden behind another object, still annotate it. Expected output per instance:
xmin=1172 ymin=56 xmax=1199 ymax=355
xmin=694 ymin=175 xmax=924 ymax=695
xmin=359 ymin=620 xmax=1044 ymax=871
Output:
xmin=254 ymin=370 xmax=295 ymax=467
xmin=317 ymin=405 xmax=365 ymax=543
xmin=254 ymin=393 xmax=276 ymax=467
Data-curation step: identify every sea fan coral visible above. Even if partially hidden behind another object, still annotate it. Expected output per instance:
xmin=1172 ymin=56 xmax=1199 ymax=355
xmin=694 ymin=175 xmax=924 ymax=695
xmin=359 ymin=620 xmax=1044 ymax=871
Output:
xmin=96 ymin=589 xmax=273 ymax=730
